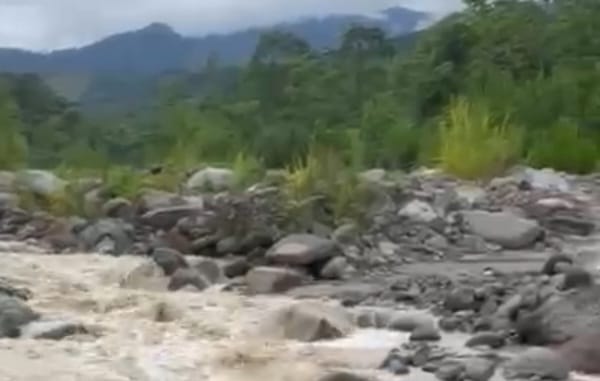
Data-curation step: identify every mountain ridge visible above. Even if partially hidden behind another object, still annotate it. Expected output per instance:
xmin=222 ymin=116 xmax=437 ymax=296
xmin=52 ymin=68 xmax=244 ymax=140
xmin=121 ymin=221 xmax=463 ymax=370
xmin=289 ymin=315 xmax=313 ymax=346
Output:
xmin=0 ymin=6 xmax=429 ymax=75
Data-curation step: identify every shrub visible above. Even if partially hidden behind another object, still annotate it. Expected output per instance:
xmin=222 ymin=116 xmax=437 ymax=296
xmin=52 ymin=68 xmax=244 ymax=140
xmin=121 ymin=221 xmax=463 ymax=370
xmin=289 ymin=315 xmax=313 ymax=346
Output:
xmin=437 ymin=97 xmax=522 ymax=179
xmin=527 ymin=118 xmax=598 ymax=174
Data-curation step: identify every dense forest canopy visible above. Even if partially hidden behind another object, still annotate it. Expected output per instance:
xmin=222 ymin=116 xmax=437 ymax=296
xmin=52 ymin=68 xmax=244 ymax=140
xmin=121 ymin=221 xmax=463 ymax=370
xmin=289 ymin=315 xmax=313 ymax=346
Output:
xmin=1 ymin=0 xmax=599 ymax=177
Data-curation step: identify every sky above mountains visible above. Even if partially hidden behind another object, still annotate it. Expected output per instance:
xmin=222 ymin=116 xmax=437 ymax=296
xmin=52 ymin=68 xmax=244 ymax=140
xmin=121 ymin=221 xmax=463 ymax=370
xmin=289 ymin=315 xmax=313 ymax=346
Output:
xmin=0 ymin=0 xmax=463 ymax=51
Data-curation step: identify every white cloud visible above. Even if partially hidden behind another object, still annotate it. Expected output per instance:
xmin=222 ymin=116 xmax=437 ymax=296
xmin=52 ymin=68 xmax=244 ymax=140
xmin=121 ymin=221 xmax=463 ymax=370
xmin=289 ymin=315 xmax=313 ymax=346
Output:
xmin=0 ymin=0 xmax=463 ymax=51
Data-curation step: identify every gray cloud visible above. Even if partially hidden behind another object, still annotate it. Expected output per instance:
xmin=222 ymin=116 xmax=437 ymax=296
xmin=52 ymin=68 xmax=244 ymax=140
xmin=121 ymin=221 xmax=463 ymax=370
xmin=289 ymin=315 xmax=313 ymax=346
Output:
xmin=0 ymin=0 xmax=463 ymax=51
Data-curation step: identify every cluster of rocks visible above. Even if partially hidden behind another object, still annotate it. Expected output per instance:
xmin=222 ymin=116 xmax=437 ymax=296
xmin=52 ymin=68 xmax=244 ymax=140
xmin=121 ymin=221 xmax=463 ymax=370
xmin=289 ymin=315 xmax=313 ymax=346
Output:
xmin=0 ymin=282 xmax=92 ymax=340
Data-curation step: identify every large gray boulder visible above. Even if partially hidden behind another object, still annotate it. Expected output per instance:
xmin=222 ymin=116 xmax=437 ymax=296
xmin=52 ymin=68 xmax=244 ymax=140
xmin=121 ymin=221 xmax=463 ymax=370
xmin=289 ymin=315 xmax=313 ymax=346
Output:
xmin=77 ymin=218 xmax=134 ymax=255
xmin=520 ymin=167 xmax=570 ymax=192
xmin=516 ymin=285 xmax=600 ymax=345
xmin=246 ymin=267 xmax=304 ymax=294
xmin=398 ymin=200 xmax=439 ymax=223
xmin=185 ymin=167 xmax=234 ymax=192
xmin=266 ymin=234 xmax=341 ymax=266
xmin=15 ymin=170 xmax=66 ymax=196
xmin=0 ymin=295 xmax=40 ymax=338
xmin=502 ymin=347 xmax=570 ymax=381
xmin=267 ymin=301 xmax=354 ymax=342
xmin=461 ymin=211 xmax=542 ymax=249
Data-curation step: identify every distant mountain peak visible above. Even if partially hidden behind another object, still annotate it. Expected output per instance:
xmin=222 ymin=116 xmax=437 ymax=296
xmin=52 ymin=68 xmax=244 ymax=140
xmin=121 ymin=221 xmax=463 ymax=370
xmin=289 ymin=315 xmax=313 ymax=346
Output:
xmin=138 ymin=22 xmax=178 ymax=36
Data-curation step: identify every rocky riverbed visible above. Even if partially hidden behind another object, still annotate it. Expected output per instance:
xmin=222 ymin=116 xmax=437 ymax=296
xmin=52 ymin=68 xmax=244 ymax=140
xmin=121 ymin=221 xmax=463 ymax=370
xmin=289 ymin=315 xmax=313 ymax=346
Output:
xmin=3 ymin=165 xmax=600 ymax=380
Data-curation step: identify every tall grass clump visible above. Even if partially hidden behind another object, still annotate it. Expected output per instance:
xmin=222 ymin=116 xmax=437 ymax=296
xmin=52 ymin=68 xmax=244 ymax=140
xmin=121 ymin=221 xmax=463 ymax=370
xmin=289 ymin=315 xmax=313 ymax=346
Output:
xmin=232 ymin=152 xmax=265 ymax=189
xmin=283 ymin=144 xmax=369 ymax=224
xmin=437 ymin=97 xmax=522 ymax=179
xmin=527 ymin=118 xmax=599 ymax=174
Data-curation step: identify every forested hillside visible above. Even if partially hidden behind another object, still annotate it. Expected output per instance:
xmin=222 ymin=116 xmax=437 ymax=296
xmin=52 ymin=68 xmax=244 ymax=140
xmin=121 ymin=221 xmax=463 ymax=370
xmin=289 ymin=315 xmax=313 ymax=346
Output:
xmin=1 ymin=0 xmax=599 ymax=178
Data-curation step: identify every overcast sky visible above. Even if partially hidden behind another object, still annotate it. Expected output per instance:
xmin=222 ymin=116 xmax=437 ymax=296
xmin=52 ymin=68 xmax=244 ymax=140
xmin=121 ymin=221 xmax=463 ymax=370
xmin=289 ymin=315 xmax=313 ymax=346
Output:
xmin=0 ymin=0 xmax=463 ymax=52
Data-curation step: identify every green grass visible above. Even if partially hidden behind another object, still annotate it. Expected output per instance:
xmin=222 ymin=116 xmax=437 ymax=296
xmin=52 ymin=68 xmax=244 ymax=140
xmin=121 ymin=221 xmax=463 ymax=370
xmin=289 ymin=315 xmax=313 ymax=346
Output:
xmin=437 ymin=97 xmax=522 ymax=180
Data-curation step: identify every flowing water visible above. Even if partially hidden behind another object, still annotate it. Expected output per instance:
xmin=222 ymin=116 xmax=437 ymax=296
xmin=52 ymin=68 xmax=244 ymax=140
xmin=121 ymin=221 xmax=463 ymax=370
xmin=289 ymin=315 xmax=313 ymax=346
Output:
xmin=0 ymin=247 xmax=597 ymax=381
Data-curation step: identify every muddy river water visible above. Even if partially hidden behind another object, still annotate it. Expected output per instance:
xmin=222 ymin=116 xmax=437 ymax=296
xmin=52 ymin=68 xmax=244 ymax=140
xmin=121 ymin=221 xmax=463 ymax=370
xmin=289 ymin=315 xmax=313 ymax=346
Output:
xmin=0 ymin=248 xmax=596 ymax=381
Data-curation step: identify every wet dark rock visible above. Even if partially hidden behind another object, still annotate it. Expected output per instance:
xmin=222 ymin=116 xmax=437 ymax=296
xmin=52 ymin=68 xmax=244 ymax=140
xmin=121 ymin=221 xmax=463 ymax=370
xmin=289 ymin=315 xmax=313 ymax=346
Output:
xmin=0 ymin=279 xmax=33 ymax=301
xmin=465 ymin=332 xmax=506 ymax=349
xmin=319 ymin=257 xmax=349 ymax=280
xmin=151 ymin=248 xmax=188 ymax=276
xmin=541 ymin=254 xmax=574 ymax=276
xmin=216 ymin=236 xmax=242 ymax=255
xmin=559 ymin=333 xmax=600 ymax=374
xmin=20 ymin=319 xmax=89 ymax=340
xmin=439 ymin=316 xmax=461 ymax=332
xmin=77 ymin=218 xmax=134 ymax=255
xmin=502 ymin=347 xmax=570 ymax=381
xmin=318 ymin=371 xmax=372 ymax=381
xmin=561 ymin=267 xmax=593 ymax=290
xmin=516 ymin=285 xmax=600 ymax=345
xmin=435 ymin=361 xmax=465 ymax=381
xmin=223 ymin=258 xmax=250 ymax=278
xmin=410 ymin=322 xmax=441 ymax=342
xmin=462 ymin=357 xmax=497 ymax=381
xmin=168 ymin=268 xmax=210 ymax=291
xmin=380 ymin=349 xmax=411 ymax=375
xmin=545 ymin=215 xmax=595 ymax=236
xmin=245 ymin=266 xmax=304 ymax=294
xmin=0 ymin=295 xmax=40 ymax=338
xmin=387 ymin=312 xmax=435 ymax=332
xmin=192 ymin=259 xmax=222 ymax=284
xmin=444 ymin=287 xmax=476 ymax=312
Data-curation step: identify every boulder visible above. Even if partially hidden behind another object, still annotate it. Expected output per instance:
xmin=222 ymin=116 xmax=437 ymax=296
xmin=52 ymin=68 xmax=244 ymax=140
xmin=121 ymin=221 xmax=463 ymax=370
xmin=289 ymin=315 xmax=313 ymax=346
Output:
xmin=319 ymin=257 xmax=349 ymax=280
xmin=387 ymin=312 xmax=436 ymax=332
xmin=461 ymin=211 xmax=542 ymax=249
xmin=502 ymin=347 xmax=570 ymax=381
xmin=0 ymin=295 xmax=40 ymax=338
xmin=516 ymin=285 xmax=600 ymax=345
xmin=15 ymin=170 xmax=66 ymax=196
xmin=191 ymin=258 xmax=223 ymax=284
xmin=270 ymin=301 xmax=353 ymax=342
xmin=102 ymin=197 xmax=134 ymax=219
xmin=185 ymin=167 xmax=234 ymax=192
xmin=140 ymin=205 xmax=205 ymax=231
xmin=118 ymin=260 xmax=169 ymax=291
xmin=246 ymin=267 xmax=304 ymax=294
xmin=20 ymin=319 xmax=88 ymax=340
xmin=444 ymin=287 xmax=476 ymax=312
xmin=559 ymin=333 xmax=600 ymax=374
xmin=151 ymin=248 xmax=188 ymax=276
xmin=168 ymin=268 xmax=210 ymax=292
xmin=266 ymin=234 xmax=341 ymax=266
xmin=462 ymin=357 xmax=497 ymax=381
xmin=465 ymin=332 xmax=506 ymax=349
xmin=520 ymin=167 xmax=570 ymax=192
xmin=136 ymin=189 xmax=190 ymax=212
xmin=77 ymin=218 xmax=134 ymax=255
xmin=398 ymin=200 xmax=439 ymax=223
xmin=410 ymin=322 xmax=441 ymax=341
